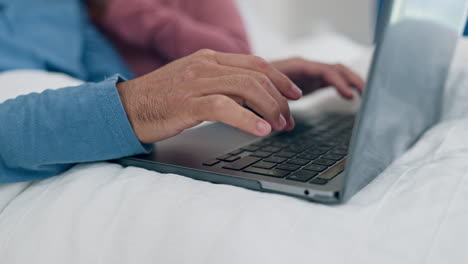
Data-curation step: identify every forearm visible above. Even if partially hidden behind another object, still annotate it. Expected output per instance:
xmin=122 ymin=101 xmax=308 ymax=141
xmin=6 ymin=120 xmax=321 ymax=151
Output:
xmin=98 ymin=0 xmax=251 ymax=59
xmin=0 ymin=75 xmax=149 ymax=183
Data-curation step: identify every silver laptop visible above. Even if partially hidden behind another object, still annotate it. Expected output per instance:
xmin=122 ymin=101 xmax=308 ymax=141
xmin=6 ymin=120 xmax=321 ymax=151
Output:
xmin=117 ymin=0 xmax=468 ymax=203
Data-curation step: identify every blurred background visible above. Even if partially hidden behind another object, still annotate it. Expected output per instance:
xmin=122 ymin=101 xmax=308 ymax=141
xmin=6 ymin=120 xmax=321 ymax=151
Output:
xmin=234 ymin=0 xmax=376 ymax=68
xmin=232 ymin=0 xmax=378 ymax=112
xmin=236 ymin=0 xmax=376 ymax=45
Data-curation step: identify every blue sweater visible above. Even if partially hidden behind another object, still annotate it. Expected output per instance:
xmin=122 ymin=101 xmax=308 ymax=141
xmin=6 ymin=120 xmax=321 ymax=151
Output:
xmin=0 ymin=0 xmax=149 ymax=183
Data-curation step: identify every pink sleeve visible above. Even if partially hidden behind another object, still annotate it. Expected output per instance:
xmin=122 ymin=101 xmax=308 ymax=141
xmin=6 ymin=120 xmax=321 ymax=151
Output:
xmin=99 ymin=0 xmax=251 ymax=61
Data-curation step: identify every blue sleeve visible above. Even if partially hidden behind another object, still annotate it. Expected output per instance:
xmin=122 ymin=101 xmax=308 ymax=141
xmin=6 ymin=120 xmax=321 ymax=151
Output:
xmin=0 ymin=75 xmax=151 ymax=183
xmin=82 ymin=14 xmax=135 ymax=82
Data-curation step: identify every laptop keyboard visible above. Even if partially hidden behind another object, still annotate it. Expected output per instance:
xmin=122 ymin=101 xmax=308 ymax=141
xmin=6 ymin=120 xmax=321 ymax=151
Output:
xmin=203 ymin=114 xmax=354 ymax=186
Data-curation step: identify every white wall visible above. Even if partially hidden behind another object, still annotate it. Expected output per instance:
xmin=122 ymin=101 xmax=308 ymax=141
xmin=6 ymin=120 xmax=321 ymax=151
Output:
xmin=237 ymin=0 xmax=375 ymax=44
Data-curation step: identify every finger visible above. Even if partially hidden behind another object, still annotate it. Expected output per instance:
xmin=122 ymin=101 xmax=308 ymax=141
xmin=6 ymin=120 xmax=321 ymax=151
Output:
xmin=317 ymin=66 xmax=356 ymax=100
xmin=277 ymin=59 xmax=357 ymax=99
xmin=193 ymin=75 xmax=288 ymax=131
xmin=179 ymin=56 xmax=295 ymax=130
xmin=196 ymin=65 xmax=295 ymax=130
xmin=214 ymin=52 xmax=303 ymax=100
xmin=193 ymin=95 xmax=272 ymax=137
xmin=334 ymin=64 xmax=366 ymax=94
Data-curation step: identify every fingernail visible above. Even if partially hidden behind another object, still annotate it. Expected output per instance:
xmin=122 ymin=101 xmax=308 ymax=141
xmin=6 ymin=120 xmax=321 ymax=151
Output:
xmin=278 ymin=114 xmax=287 ymax=129
xmin=292 ymin=84 xmax=303 ymax=97
xmin=256 ymin=121 xmax=271 ymax=135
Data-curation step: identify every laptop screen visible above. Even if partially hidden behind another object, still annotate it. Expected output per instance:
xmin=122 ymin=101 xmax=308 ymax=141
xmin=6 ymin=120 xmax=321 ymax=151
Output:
xmin=343 ymin=0 xmax=468 ymax=200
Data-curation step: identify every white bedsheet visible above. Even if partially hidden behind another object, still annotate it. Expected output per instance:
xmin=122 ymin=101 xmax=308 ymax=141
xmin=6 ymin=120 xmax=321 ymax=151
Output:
xmin=0 ymin=35 xmax=468 ymax=264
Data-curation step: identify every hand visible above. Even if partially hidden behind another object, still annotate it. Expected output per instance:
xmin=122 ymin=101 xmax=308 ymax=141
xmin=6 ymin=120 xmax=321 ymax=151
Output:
xmin=117 ymin=50 xmax=303 ymax=143
xmin=271 ymin=57 xmax=365 ymax=99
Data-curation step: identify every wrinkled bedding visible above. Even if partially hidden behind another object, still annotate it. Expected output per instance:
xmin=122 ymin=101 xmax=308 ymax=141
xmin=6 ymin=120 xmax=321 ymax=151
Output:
xmin=0 ymin=35 xmax=468 ymax=264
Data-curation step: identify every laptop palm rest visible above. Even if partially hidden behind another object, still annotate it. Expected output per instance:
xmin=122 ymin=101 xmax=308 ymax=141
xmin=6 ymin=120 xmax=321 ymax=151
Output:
xmin=135 ymin=122 xmax=259 ymax=168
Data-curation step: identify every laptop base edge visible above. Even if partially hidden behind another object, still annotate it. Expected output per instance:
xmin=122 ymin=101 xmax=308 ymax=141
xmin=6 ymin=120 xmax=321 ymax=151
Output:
xmin=115 ymin=157 xmax=341 ymax=204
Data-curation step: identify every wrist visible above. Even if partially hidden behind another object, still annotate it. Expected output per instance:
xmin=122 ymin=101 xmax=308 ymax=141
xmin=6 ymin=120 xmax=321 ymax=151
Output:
xmin=116 ymin=80 xmax=145 ymax=142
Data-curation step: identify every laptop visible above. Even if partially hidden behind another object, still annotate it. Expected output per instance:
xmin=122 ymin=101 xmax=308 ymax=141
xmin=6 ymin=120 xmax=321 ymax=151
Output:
xmin=117 ymin=0 xmax=468 ymax=203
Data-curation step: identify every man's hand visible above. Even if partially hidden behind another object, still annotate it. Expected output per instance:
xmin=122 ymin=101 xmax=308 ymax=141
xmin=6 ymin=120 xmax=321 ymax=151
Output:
xmin=117 ymin=50 xmax=303 ymax=143
xmin=271 ymin=57 xmax=365 ymax=99
xmin=117 ymin=50 xmax=365 ymax=144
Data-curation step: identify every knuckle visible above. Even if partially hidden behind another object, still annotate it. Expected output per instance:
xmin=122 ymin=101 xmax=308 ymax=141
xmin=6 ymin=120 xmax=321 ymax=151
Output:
xmin=209 ymin=95 xmax=230 ymax=112
xmin=196 ymin=49 xmax=216 ymax=58
xmin=290 ymin=56 xmax=305 ymax=64
xmin=323 ymin=66 xmax=336 ymax=76
xmin=252 ymin=56 xmax=269 ymax=70
xmin=183 ymin=61 xmax=211 ymax=80
xmin=285 ymin=57 xmax=306 ymax=70
xmin=290 ymin=56 xmax=303 ymax=62
xmin=182 ymin=67 xmax=197 ymax=80
xmin=254 ymin=73 xmax=271 ymax=87
xmin=236 ymin=74 xmax=254 ymax=85
xmin=335 ymin=63 xmax=346 ymax=71
xmin=226 ymin=75 xmax=250 ymax=92
xmin=237 ymin=75 xmax=256 ymax=90
xmin=325 ymin=64 xmax=335 ymax=71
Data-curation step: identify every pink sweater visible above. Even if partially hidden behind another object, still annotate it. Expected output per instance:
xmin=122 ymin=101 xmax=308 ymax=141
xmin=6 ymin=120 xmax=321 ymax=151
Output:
xmin=96 ymin=0 xmax=251 ymax=76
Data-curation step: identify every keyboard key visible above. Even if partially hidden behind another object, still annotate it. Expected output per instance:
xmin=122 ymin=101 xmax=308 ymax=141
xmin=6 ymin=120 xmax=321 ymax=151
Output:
xmin=261 ymin=146 xmax=282 ymax=153
xmin=316 ymin=143 xmax=333 ymax=150
xmin=286 ymin=158 xmax=310 ymax=166
xmin=216 ymin=155 xmax=240 ymax=162
xmin=253 ymin=161 xmax=276 ymax=169
xmin=241 ymin=145 xmax=260 ymax=152
xmin=318 ymin=146 xmax=332 ymax=150
xmin=287 ymin=170 xmax=318 ymax=182
xmin=203 ymin=160 xmax=220 ymax=166
xmin=322 ymin=153 xmax=345 ymax=161
xmin=284 ymin=146 xmax=308 ymax=153
xmin=317 ymin=159 xmax=346 ymax=180
xmin=217 ymin=154 xmax=232 ymax=161
xmin=336 ymin=145 xmax=349 ymax=151
xmin=251 ymin=142 xmax=270 ymax=147
xmin=296 ymin=153 xmax=319 ymax=160
xmin=326 ymin=139 xmax=341 ymax=144
xmin=276 ymin=164 xmax=301 ymax=172
xmin=313 ymin=159 xmax=336 ymax=166
xmin=309 ymin=178 xmax=328 ymax=185
xmin=250 ymin=151 xmax=272 ymax=158
xmin=243 ymin=167 xmax=289 ymax=178
xmin=330 ymin=149 xmax=348 ymax=155
xmin=264 ymin=156 xmax=287 ymax=164
xmin=224 ymin=156 xmax=241 ymax=162
xmin=274 ymin=151 xmax=296 ymax=158
xmin=219 ymin=114 xmax=354 ymax=175
xmin=270 ymin=142 xmax=289 ymax=148
xmin=306 ymin=149 xmax=328 ymax=155
xmin=228 ymin=149 xmax=244 ymax=156
xmin=223 ymin=156 xmax=261 ymax=171
xmin=303 ymin=164 xmax=327 ymax=172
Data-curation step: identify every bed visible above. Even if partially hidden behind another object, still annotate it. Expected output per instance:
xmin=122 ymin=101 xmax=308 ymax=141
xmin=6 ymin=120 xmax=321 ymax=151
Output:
xmin=1 ymin=25 xmax=468 ymax=264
